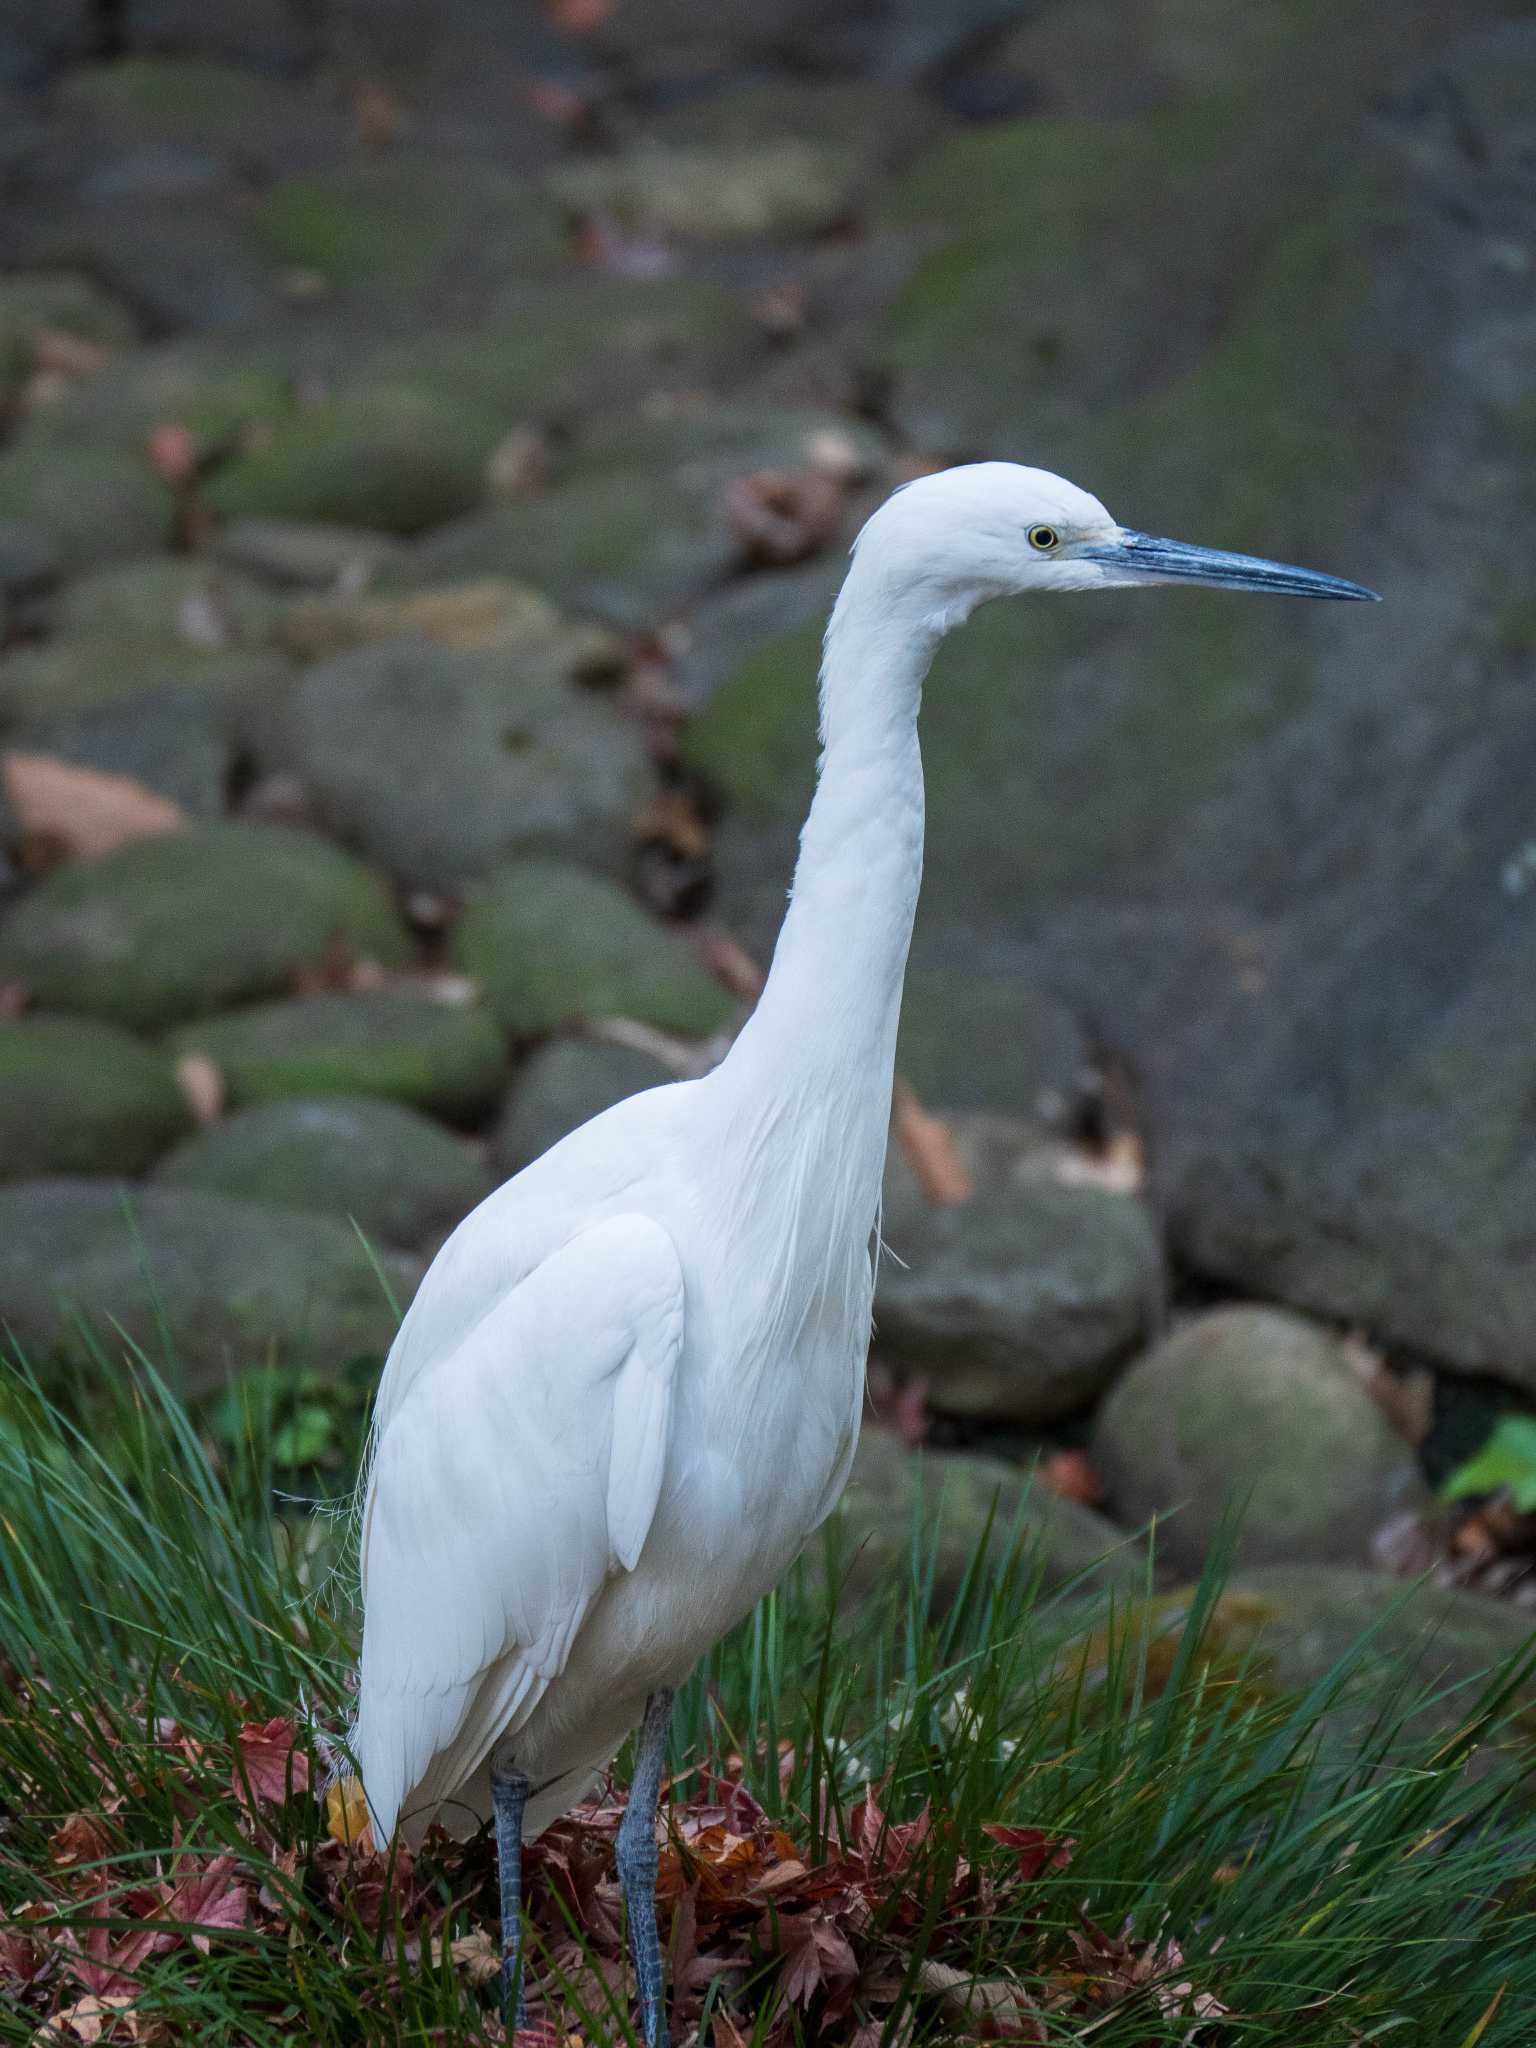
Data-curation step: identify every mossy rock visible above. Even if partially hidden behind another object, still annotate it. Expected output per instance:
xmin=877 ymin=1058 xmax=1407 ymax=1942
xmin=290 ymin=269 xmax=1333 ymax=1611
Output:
xmin=0 ymin=426 xmax=167 ymax=571
xmin=0 ymin=640 xmax=282 ymax=728
xmin=491 ymin=1036 xmax=674 ymax=1177
xmin=165 ymin=992 xmax=506 ymax=1123
xmin=246 ymin=156 xmax=563 ymax=300
xmin=1105 ymin=1564 xmax=1536 ymax=1759
xmin=454 ymin=858 xmax=735 ymax=1039
xmin=0 ymin=1178 xmax=418 ymax=1392
xmin=273 ymin=577 xmax=617 ymax=669
xmin=207 ymin=381 xmax=505 ymax=537
xmin=364 ymin=277 xmax=761 ymax=425
xmin=18 ymin=689 xmax=234 ymax=816
xmin=265 ymin=636 xmax=649 ymax=891
xmin=0 ymin=824 xmax=410 ymax=1030
xmin=876 ymin=1176 xmax=1164 ymax=1425
xmin=547 ymin=135 xmax=863 ymax=240
xmin=831 ymin=1427 xmax=1147 ymax=1614
xmin=410 ymin=404 xmax=881 ymax=628
xmin=155 ymin=1095 xmax=492 ymax=1250
xmin=1091 ymin=1308 xmax=1428 ymax=1573
xmin=52 ymin=556 xmax=283 ymax=645
xmin=54 ymin=56 xmax=297 ymax=145
xmin=0 ymin=270 xmax=137 ymax=403
xmin=0 ymin=1016 xmax=191 ymax=1180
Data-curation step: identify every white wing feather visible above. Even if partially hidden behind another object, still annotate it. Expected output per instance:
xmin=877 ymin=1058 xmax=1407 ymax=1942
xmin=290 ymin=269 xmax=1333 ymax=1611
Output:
xmin=353 ymin=1212 xmax=685 ymax=1838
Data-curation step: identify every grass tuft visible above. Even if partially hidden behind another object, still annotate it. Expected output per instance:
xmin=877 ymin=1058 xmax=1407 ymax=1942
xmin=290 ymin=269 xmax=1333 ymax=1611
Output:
xmin=1 ymin=1357 xmax=1534 ymax=2044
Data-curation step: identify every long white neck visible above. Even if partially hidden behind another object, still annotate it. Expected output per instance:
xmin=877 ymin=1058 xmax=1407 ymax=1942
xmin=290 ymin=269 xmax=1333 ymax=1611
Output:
xmin=719 ymin=543 xmax=943 ymax=1125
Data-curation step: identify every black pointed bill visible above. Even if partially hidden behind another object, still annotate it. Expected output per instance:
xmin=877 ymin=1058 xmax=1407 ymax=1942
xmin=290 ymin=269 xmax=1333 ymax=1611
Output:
xmin=1082 ymin=530 xmax=1379 ymax=601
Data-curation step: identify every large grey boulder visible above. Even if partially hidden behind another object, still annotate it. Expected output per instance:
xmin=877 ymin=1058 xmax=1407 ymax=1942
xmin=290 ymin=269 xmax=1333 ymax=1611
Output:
xmin=0 ymin=1179 xmax=418 ymax=1390
xmin=0 ymin=824 xmax=410 ymax=1030
xmin=1092 ymin=1308 xmax=1429 ymax=1574
xmin=692 ymin=19 xmax=1536 ymax=1392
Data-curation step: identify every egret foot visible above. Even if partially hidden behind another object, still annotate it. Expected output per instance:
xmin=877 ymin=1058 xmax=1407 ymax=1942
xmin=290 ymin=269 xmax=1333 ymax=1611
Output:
xmin=616 ymin=1688 xmax=674 ymax=2048
xmin=491 ymin=1759 xmax=530 ymax=2029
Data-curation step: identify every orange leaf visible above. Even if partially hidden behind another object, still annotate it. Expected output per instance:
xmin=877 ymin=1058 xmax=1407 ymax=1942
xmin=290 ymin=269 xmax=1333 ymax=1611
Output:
xmin=891 ymin=1078 xmax=973 ymax=1205
xmin=1 ymin=752 xmax=184 ymax=864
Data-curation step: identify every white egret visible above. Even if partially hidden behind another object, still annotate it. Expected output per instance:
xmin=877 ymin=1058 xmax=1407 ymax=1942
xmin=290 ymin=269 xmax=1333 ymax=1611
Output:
xmin=351 ymin=461 xmax=1376 ymax=2041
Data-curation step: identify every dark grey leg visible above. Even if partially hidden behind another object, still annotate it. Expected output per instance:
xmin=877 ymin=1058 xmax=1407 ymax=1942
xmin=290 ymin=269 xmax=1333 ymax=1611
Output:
xmin=490 ymin=1759 xmax=530 ymax=2028
xmin=615 ymin=1689 xmax=673 ymax=2048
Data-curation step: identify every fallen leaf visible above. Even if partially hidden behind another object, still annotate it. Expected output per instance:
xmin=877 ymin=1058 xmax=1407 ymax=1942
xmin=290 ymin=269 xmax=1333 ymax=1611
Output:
xmin=772 ymin=1908 xmax=858 ymax=2009
xmin=50 ymin=1814 xmax=115 ymax=1871
xmin=1 ymin=753 xmax=185 ymax=864
xmin=1037 ymin=1450 xmax=1105 ymax=1508
xmin=31 ymin=1992 xmax=137 ymax=2044
xmin=891 ymin=1079 xmax=974 ymax=1206
xmin=162 ymin=1855 xmax=250 ymax=1953
xmin=174 ymin=1054 xmax=224 ymax=1127
xmin=980 ymin=1825 xmax=1075 ymax=1887
xmin=31 ymin=327 xmax=110 ymax=379
xmin=146 ymin=423 xmax=198 ymax=489
xmin=723 ymin=469 xmax=844 ymax=567
xmin=547 ymin=0 xmax=613 ymax=31
xmin=234 ymin=1718 xmax=310 ymax=1806
xmin=326 ymin=1775 xmax=373 ymax=1850
xmin=353 ymin=78 xmax=406 ymax=149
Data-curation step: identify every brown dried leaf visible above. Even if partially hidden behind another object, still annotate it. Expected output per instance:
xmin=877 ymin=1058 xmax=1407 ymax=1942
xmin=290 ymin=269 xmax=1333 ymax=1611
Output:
xmin=50 ymin=1814 xmax=116 ymax=1871
xmin=1 ymin=753 xmax=185 ymax=864
xmin=891 ymin=1079 xmax=974 ymax=1206
xmin=723 ymin=469 xmax=844 ymax=568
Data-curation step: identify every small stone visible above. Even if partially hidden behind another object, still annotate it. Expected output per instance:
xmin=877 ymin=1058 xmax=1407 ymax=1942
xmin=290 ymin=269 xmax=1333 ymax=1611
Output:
xmin=0 ymin=822 xmax=410 ymax=1030
xmin=0 ymin=1015 xmax=191 ymax=1179
xmin=0 ymin=1178 xmax=418 ymax=1391
xmin=454 ymin=858 xmax=736 ymax=1039
xmin=492 ymin=1037 xmax=674 ymax=1177
xmin=876 ymin=1172 xmax=1163 ymax=1424
xmin=164 ymin=990 xmax=507 ymax=1122
xmin=155 ymin=1095 xmax=493 ymax=1250
xmin=0 ymin=639 xmax=281 ymax=727
xmin=1091 ymin=1307 xmax=1430 ymax=1573
xmin=547 ymin=135 xmax=863 ymax=240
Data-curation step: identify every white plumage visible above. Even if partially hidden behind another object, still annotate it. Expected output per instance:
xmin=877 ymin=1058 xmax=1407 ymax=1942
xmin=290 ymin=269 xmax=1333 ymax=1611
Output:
xmin=349 ymin=462 xmax=1375 ymax=2036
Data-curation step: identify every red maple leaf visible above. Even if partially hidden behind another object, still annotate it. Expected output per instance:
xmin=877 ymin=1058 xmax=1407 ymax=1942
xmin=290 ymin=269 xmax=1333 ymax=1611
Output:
xmin=233 ymin=1718 xmax=310 ymax=1806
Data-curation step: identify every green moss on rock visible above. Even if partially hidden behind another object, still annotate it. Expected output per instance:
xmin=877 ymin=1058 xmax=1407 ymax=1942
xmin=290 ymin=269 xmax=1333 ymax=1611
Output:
xmin=0 ymin=1178 xmax=417 ymax=1391
xmin=0 ymin=824 xmax=410 ymax=1030
xmin=165 ymin=992 xmax=506 ymax=1122
xmin=455 ymin=858 xmax=735 ymax=1039
xmin=0 ymin=1016 xmax=190 ymax=1180
xmin=155 ymin=1095 xmax=492 ymax=1249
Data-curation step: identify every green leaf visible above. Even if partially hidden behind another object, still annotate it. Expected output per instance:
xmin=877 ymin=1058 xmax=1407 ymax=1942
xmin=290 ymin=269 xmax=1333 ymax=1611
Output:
xmin=270 ymin=1402 xmax=339 ymax=1469
xmin=1441 ymin=1414 xmax=1536 ymax=1512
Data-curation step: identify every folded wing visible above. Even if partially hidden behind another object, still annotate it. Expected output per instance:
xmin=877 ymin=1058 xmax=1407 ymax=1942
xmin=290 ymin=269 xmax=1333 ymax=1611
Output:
xmin=352 ymin=1212 xmax=685 ymax=1839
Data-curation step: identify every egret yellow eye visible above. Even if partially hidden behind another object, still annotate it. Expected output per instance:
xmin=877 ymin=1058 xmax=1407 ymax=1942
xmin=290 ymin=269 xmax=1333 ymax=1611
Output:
xmin=1028 ymin=524 xmax=1060 ymax=551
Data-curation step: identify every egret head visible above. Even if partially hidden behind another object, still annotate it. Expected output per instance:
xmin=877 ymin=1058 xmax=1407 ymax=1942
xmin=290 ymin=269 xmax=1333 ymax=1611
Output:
xmin=859 ymin=460 xmax=1378 ymax=615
